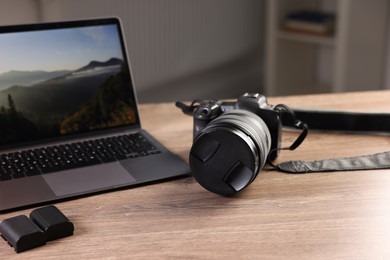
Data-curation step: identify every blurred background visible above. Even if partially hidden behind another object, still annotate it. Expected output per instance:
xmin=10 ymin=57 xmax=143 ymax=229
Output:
xmin=0 ymin=0 xmax=389 ymax=103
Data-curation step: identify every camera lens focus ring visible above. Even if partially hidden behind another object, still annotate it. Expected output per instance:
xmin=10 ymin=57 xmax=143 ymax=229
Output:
xmin=207 ymin=110 xmax=271 ymax=170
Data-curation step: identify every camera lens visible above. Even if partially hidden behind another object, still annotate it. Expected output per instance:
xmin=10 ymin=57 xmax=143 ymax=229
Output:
xmin=189 ymin=110 xmax=271 ymax=195
xmin=206 ymin=110 xmax=271 ymax=172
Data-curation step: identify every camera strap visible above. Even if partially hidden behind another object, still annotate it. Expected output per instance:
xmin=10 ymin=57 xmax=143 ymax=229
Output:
xmin=273 ymin=108 xmax=390 ymax=173
xmin=175 ymin=100 xmax=201 ymax=115
xmin=276 ymin=151 xmax=390 ymax=173
xmin=290 ymin=109 xmax=390 ymax=134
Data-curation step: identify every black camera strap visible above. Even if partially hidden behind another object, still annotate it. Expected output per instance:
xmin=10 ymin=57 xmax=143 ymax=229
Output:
xmin=290 ymin=109 xmax=390 ymax=134
xmin=267 ymin=104 xmax=309 ymax=168
xmin=274 ymin=109 xmax=390 ymax=174
xmin=175 ymin=100 xmax=201 ymax=115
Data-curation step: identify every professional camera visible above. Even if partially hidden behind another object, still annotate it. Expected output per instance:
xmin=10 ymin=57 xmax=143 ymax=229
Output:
xmin=176 ymin=93 xmax=307 ymax=196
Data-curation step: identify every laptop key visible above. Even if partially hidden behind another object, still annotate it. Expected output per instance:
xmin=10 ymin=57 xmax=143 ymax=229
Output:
xmin=0 ymin=176 xmax=12 ymax=181
xmin=12 ymin=172 xmax=26 ymax=179
xmin=25 ymin=170 xmax=41 ymax=176
xmin=0 ymin=173 xmax=12 ymax=181
xmin=41 ymin=157 xmax=102 ymax=174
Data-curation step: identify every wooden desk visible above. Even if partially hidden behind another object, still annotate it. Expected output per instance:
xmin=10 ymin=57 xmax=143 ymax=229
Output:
xmin=1 ymin=90 xmax=390 ymax=259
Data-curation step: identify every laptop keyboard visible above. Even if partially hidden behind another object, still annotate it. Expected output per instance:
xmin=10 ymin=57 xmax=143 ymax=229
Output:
xmin=0 ymin=133 xmax=161 ymax=181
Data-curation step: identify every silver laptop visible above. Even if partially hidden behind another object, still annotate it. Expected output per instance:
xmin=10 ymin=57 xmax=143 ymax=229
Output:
xmin=0 ymin=17 xmax=190 ymax=213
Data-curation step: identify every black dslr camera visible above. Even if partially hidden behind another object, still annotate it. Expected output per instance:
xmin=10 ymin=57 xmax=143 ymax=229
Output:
xmin=177 ymin=93 xmax=306 ymax=196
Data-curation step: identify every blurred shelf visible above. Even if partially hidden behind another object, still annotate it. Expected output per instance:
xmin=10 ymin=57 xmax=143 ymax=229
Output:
xmin=277 ymin=30 xmax=335 ymax=47
xmin=265 ymin=0 xmax=387 ymax=96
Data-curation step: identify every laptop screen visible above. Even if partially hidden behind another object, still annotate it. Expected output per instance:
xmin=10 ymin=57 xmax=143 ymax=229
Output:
xmin=0 ymin=18 xmax=140 ymax=147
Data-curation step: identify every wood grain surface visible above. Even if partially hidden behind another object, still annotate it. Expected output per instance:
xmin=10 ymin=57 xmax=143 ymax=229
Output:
xmin=1 ymin=90 xmax=390 ymax=259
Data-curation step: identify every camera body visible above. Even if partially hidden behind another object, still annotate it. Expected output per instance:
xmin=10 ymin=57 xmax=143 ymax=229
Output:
xmin=187 ymin=93 xmax=283 ymax=195
xmin=192 ymin=93 xmax=282 ymax=160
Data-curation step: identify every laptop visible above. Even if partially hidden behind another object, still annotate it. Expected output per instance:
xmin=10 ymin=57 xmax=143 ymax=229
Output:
xmin=0 ymin=17 xmax=190 ymax=213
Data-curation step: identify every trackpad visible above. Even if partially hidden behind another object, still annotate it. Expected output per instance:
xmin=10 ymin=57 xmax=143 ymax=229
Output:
xmin=43 ymin=162 xmax=136 ymax=197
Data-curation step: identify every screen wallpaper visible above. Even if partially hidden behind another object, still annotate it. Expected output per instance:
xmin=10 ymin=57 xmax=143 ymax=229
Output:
xmin=0 ymin=23 xmax=138 ymax=146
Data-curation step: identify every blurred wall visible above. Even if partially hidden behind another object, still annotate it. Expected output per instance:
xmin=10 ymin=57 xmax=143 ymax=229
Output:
xmin=0 ymin=0 xmax=38 ymax=24
xmin=36 ymin=0 xmax=265 ymax=102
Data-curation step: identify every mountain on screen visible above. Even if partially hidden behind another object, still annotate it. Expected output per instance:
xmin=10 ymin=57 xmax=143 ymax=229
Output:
xmin=74 ymin=58 xmax=123 ymax=73
xmin=0 ymin=70 xmax=71 ymax=91
xmin=0 ymin=57 xmax=123 ymax=91
xmin=0 ymin=57 xmax=136 ymax=145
